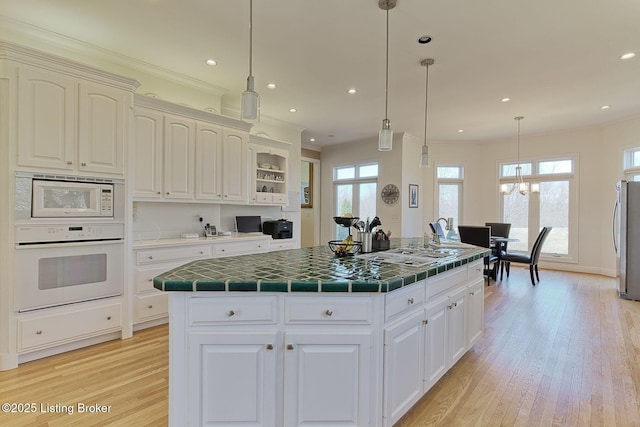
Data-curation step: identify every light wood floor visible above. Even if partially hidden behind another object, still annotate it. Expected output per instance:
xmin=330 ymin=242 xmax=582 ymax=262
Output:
xmin=0 ymin=267 xmax=639 ymax=427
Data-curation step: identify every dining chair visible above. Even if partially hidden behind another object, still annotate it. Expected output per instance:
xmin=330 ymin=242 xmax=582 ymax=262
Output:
xmin=485 ymin=222 xmax=511 ymax=279
xmin=501 ymin=226 xmax=552 ymax=286
xmin=457 ymin=225 xmax=498 ymax=284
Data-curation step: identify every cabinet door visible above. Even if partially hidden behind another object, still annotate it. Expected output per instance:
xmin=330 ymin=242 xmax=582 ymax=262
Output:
xmin=17 ymin=67 xmax=76 ymax=171
xmin=132 ymin=108 xmax=163 ymax=198
xmin=164 ymin=115 xmax=195 ymax=200
xmin=284 ymin=331 xmax=371 ymax=426
xmin=466 ymin=278 xmax=484 ymax=348
xmin=423 ymin=296 xmax=448 ymax=391
xmin=188 ymin=331 xmax=278 ymax=427
xmin=222 ymin=130 xmax=248 ymax=202
xmin=77 ymin=82 xmax=126 ymax=175
xmin=448 ymin=286 xmax=467 ymax=367
xmin=383 ymin=310 xmax=424 ymax=426
xmin=195 ymin=123 xmax=223 ymax=200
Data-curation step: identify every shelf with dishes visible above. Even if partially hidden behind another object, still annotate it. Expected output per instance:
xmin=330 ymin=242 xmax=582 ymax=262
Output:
xmin=250 ymin=143 xmax=289 ymax=205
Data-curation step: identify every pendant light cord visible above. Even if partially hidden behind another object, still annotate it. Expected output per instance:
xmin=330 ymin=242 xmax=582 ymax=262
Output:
xmin=384 ymin=7 xmax=389 ymax=120
xmin=249 ymin=0 xmax=253 ymax=77
xmin=423 ymin=62 xmax=429 ymax=147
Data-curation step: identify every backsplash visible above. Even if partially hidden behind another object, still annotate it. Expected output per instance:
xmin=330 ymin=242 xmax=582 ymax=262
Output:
xmin=132 ymin=201 xmax=285 ymax=241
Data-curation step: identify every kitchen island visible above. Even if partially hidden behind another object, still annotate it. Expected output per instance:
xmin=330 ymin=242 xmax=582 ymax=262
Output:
xmin=154 ymin=238 xmax=489 ymax=427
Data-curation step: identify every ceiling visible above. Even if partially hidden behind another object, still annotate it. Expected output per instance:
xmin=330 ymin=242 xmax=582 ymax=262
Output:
xmin=1 ymin=0 xmax=639 ymax=149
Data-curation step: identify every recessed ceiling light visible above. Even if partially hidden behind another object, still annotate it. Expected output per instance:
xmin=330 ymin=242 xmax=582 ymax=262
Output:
xmin=289 ymin=108 xmax=297 ymax=113
xmin=418 ymin=35 xmax=432 ymax=44
xmin=267 ymin=83 xmax=277 ymax=89
xmin=601 ymin=105 xmax=612 ymax=110
xmin=457 ymin=129 xmax=464 ymax=133
xmin=501 ymin=97 xmax=511 ymax=103
xmin=620 ymin=52 xmax=636 ymax=60
xmin=347 ymin=88 xmax=357 ymax=95
xmin=309 ymin=138 xmax=316 ymax=142
xmin=205 ymin=59 xmax=217 ymax=66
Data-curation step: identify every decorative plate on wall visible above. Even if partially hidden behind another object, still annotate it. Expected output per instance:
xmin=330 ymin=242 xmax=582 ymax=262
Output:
xmin=380 ymin=183 xmax=400 ymax=205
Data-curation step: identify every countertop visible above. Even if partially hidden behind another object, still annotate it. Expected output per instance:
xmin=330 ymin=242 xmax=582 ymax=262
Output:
xmin=133 ymin=232 xmax=277 ymax=249
xmin=153 ymin=238 xmax=489 ymax=293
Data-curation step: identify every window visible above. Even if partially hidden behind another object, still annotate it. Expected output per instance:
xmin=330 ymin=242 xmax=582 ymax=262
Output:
xmin=334 ymin=163 xmax=378 ymax=239
xmin=500 ymin=157 xmax=575 ymax=260
xmin=436 ymin=165 xmax=464 ymax=234
xmin=624 ymin=148 xmax=640 ymax=181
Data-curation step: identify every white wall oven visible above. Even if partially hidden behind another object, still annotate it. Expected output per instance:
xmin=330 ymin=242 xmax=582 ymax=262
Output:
xmin=14 ymin=173 xmax=125 ymax=312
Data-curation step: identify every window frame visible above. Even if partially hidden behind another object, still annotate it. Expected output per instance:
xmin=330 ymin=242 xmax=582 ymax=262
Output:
xmin=332 ymin=162 xmax=379 ymax=238
xmin=434 ymin=164 xmax=464 ymax=230
xmin=624 ymin=147 xmax=640 ymax=181
xmin=498 ymin=155 xmax=578 ymax=263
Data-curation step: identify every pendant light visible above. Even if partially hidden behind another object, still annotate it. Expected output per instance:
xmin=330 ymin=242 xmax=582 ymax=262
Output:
xmin=500 ymin=116 xmax=529 ymax=195
xmin=241 ymin=0 xmax=259 ymax=121
xmin=419 ymin=58 xmax=434 ymax=168
xmin=378 ymin=0 xmax=397 ymax=151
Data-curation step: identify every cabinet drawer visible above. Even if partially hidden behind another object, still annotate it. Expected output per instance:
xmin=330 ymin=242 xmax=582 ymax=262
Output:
xmin=385 ymin=281 xmax=425 ymax=322
xmin=272 ymin=193 xmax=287 ymax=204
xmin=136 ymin=244 xmax=211 ymax=265
xmin=269 ymin=239 xmax=297 ymax=252
xmin=189 ymin=296 xmax=278 ymax=325
xmin=255 ymin=193 xmax=271 ymax=203
xmin=212 ymin=239 xmax=268 ymax=257
xmin=425 ymin=267 xmax=468 ymax=299
xmin=468 ymin=259 xmax=485 ymax=281
xmin=134 ymin=293 xmax=168 ymax=322
xmin=18 ymin=302 xmax=121 ymax=352
xmin=285 ymin=296 xmax=372 ymax=324
xmin=136 ymin=264 xmax=183 ymax=293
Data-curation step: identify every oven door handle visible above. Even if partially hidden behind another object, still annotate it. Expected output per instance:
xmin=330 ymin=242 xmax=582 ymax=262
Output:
xmin=15 ymin=239 xmax=124 ymax=249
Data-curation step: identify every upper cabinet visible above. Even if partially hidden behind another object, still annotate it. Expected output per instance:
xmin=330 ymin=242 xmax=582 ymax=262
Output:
xmin=249 ymin=135 xmax=291 ymax=206
xmin=131 ymin=95 xmax=251 ymax=203
xmin=16 ymin=65 xmax=133 ymax=176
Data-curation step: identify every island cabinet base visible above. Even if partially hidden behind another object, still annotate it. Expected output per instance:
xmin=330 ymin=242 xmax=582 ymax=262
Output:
xmin=166 ymin=259 xmax=484 ymax=427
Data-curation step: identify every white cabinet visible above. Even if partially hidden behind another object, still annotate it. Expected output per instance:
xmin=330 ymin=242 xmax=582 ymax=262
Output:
xmin=194 ymin=123 xmax=223 ymax=200
xmin=133 ymin=244 xmax=212 ymax=325
xmin=212 ymin=238 xmax=268 ymax=257
xmin=466 ymin=278 xmax=485 ymax=348
xmin=17 ymin=66 xmax=129 ymax=175
xmin=383 ymin=310 xmax=424 ymax=426
xmin=284 ymin=331 xmax=372 ymax=426
xmin=423 ymin=272 xmax=468 ymax=392
xmin=249 ymin=137 xmax=290 ymax=206
xmin=132 ymin=96 xmax=250 ymax=202
xmin=187 ymin=331 xmax=278 ymax=427
xmin=222 ymin=130 xmax=248 ymax=202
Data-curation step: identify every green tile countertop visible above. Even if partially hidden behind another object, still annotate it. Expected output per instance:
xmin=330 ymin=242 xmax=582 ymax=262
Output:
xmin=153 ymin=238 xmax=490 ymax=293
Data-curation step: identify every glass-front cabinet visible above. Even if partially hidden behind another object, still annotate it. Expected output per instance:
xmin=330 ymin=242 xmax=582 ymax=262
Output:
xmin=249 ymin=137 xmax=290 ymax=205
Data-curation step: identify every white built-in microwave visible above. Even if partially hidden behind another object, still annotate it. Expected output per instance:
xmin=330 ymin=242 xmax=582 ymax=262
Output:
xmin=31 ymin=179 xmax=114 ymax=218
xmin=14 ymin=173 xmax=124 ymax=220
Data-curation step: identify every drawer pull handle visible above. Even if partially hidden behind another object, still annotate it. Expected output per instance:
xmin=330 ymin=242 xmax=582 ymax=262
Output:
xmin=226 ymin=310 xmax=235 ymax=317
xmin=66 ymin=161 xmax=72 ymax=165
xmin=36 ymin=330 xmax=43 ymax=335
xmin=408 ymin=298 xmax=414 ymax=305
xmin=148 ymin=256 xmax=153 ymax=260
xmin=148 ymin=305 xmax=153 ymax=309
xmin=287 ymin=344 xmax=294 ymax=350
xmin=324 ymin=309 xmax=333 ymax=317
xmin=422 ymin=319 xmax=429 ymax=325
xmin=148 ymin=278 xmax=152 ymax=282
xmin=81 ymin=162 xmax=87 ymax=166
xmin=265 ymin=344 xmax=273 ymax=350
xmin=107 ymin=316 xmax=112 ymax=320
xmin=200 ymin=251 xmax=204 ymax=254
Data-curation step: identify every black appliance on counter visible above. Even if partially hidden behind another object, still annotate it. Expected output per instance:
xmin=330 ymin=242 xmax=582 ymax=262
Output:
xmin=263 ymin=220 xmax=293 ymax=239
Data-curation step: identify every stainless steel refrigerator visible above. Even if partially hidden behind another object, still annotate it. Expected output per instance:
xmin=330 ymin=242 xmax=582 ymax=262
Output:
xmin=614 ymin=180 xmax=640 ymax=300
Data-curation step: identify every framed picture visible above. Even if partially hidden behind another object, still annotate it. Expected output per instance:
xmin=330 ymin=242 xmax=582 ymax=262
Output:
xmin=409 ymin=184 xmax=419 ymax=208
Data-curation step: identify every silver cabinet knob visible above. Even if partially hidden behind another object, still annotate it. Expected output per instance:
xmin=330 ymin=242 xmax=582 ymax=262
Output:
xmin=265 ymin=344 xmax=273 ymax=350
xmin=81 ymin=162 xmax=87 ymax=166
xmin=107 ymin=316 xmax=112 ymax=320
xmin=324 ymin=309 xmax=333 ymax=317
xmin=408 ymin=298 xmax=414 ymax=305
xmin=66 ymin=161 xmax=72 ymax=165
xmin=148 ymin=305 xmax=153 ymax=309
xmin=286 ymin=344 xmax=294 ymax=350
xmin=36 ymin=330 xmax=43 ymax=335
xmin=148 ymin=256 xmax=153 ymax=259
xmin=226 ymin=310 xmax=235 ymax=317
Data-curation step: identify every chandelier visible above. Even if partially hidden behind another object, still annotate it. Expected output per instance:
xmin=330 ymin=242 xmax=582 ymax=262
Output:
xmin=500 ymin=116 xmax=538 ymax=195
